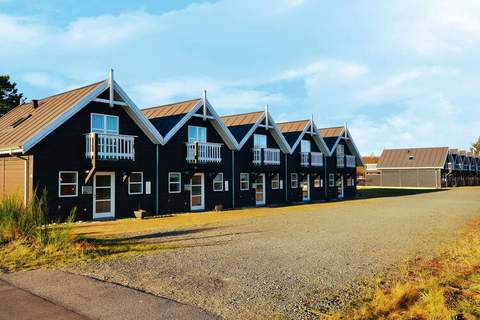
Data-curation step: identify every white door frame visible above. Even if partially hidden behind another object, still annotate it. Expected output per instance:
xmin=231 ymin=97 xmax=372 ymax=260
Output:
xmin=190 ymin=173 xmax=205 ymax=211
xmin=255 ymin=173 xmax=266 ymax=206
xmin=337 ymin=175 xmax=344 ymax=199
xmin=302 ymin=174 xmax=310 ymax=201
xmin=93 ymin=172 xmax=115 ymax=220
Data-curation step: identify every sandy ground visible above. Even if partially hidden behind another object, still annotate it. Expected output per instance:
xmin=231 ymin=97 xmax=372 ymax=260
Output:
xmin=69 ymin=187 xmax=480 ymax=319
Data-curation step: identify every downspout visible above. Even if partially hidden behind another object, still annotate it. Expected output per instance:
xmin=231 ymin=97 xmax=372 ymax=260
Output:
xmin=12 ymin=153 xmax=29 ymax=206
xmin=284 ymin=153 xmax=288 ymax=202
xmin=324 ymin=154 xmax=328 ymax=200
xmin=155 ymin=144 xmax=159 ymax=214
xmin=232 ymin=149 xmax=235 ymax=208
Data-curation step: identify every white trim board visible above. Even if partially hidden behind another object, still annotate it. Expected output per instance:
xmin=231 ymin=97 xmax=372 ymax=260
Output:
xmin=235 ymin=112 xmax=291 ymax=154
xmin=325 ymin=126 xmax=364 ymax=166
xmin=22 ymin=79 xmax=163 ymax=153
xmin=288 ymin=121 xmax=331 ymax=156
xmin=160 ymin=98 xmax=238 ymax=150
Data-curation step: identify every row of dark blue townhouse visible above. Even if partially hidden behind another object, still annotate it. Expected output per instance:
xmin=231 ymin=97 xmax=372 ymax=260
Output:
xmin=0 ymin=73 xmax=363 ymax=221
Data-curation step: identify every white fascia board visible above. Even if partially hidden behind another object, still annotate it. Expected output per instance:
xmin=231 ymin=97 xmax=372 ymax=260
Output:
xmin=266 ymin=114 xmax=292 ymax=154
xmin=237 ymin=113 xmax=266 ymax=149
xmin=345 ymin=128 xmax=364 ymax=166
xmin=113 ymin=81 xmax=163 ymax=144
xmin=328 ymin=127 xmax=346 ymax=154
xmin=289 ymin=124 xmax=309 ymax=152
xmin=162 ymin=98 xmax=239 ymax=149
xmin=23 ymin=81 xmax=109 ymax=153
xmin=311 ymin=123 xmax=332 ymax=156
xmin=205 ymin=100 xmax=239 ymax=150
xmin=162 ymin=100 xmax=204 ymax=144
xmin=0 ymin=148 xmax=24 ymax=155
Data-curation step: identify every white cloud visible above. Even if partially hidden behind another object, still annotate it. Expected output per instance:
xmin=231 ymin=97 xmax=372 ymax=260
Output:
xmin=280 ymin=60 xmax=369 ymax=81
xmin=131 ymin=78 xmax=285 ymax=113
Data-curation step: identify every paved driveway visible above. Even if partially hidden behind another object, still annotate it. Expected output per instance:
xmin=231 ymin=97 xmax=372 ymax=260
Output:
xmin=70 ymin=188 xmax=480 ymax=320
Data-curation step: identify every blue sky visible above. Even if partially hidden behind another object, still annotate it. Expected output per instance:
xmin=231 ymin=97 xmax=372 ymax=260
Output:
xmin=1 ymin=0 xmax=479 ymax=154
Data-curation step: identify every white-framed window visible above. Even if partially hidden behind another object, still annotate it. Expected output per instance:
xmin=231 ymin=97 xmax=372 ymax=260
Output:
xmin=128 ymin=172 xmax=143 ymax=195
xmin=58 ymin=171 xmax=78 ymax=197
xmin=291 ymin=173 xmax=298 ymax=188
xmin=213 ymin=173 xmax=224 ymax=192
xmin=168 ymin=172 xmax=181 ymax=193
xmin=314 ymin=176 xmax=320 ymax=188
xmin=271 ymin=173 xmax=280 ymax=189
xmin=188 ymin=126 xmax=207 ymax=143
xmin=300 ymin=140 xmax=311 ymax=153
xmin=337 ymin=144 xmax=345 ymax=167
xmin=253 ymin=134 xmax=267 ymax=149
xmin=349 ymin=178 xmax=355 ymax=187
xmin=240 ymin=173 xmax=249 ymax=190
xmin=329 ymin=174 xmax=335 ymax=187
xmin=91 ymin=113 xmax=119 ymax=134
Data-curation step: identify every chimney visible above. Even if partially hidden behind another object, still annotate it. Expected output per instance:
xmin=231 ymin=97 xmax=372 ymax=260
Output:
xmin=32 ymin=100 xmax=39 ymax=109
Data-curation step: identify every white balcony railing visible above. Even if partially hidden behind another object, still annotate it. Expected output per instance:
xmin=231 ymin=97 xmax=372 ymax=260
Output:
xmin=253 ymin=148 xmax=280 ymax=165
xmin=300 ymin=152 xmax=309 ymax=166
xmin=253 ymin=148 xmax=262 ymax=165
xmin=85 ymin=132 xmax=135 ymax=160
xmin=264 ymin=148 xmax=280 ymax=165
xmin=311 ymin=152 xmax=323 ymax=167
xmin=346 ymin=155 xmax=356 ymax=168
xmin=186 ymin=142 xmax=222 ymax=163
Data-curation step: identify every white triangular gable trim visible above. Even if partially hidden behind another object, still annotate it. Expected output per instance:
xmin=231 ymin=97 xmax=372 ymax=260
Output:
xmin=289 ymin=121 xmax=331 ymax=156
xmin=23 ymin=80 xmax=163 ymax=153
xmin=236 ymin=112 xmax=291 ymax=154
xmin=329 ymin=126 xmax=364 ymax=166
xmin=161 ymin=98 xmax=238 ymax=150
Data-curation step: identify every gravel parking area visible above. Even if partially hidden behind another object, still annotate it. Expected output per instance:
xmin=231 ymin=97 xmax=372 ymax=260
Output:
xmin=70 ymin=188 xmax=480 ymax=319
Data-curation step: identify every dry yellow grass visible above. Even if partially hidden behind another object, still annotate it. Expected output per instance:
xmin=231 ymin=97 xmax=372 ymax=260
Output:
xmin=325 ymin=217 xmax=480 ymax=320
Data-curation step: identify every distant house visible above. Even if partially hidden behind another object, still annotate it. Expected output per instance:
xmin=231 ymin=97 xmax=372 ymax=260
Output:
xmin=369 ymin=147 xmax=480 ymax=188
xmin=277 ymin=119 xmax=330 ymax=203
xmin=319 ymin=126 xmax=363 ymax=199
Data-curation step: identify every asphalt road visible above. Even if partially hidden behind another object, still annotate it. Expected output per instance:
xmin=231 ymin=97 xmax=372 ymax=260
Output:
xmin=69 ymin=188 xmax=480 ymax=319
xmin=1 ymin=270 xmax=219 ymax=320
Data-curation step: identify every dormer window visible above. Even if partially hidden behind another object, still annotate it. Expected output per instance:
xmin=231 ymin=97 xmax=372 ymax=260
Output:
xmin=300 ymin=140 xmax=311 ymax=153
xmin=91 ymin=113 xmax=118 ymax=134
xmin=254 ymin=134 xmax=267 ymax=149
xmin=188 ymin=126 xmax=206 ymax=143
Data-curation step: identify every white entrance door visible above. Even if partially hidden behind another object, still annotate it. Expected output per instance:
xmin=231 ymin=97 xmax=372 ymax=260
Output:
xmin=337 ymin=175 xmax=344 ymax=199
xmin=302 ymin=174 xmax=310 ymax=201
xmin=190 ymin=173 xmax=205 ymax=211
xmin=255 ymin=173 xmax=266 ymax=206
xmin=93 ymin=172 xmax=115 ymax=219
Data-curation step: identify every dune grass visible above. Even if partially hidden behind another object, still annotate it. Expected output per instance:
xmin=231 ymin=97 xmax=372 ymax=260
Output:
xmin=0 ymin=192 xmax=173 ymax=272
xmin=325 ymin=217 xmax=480 ymax=320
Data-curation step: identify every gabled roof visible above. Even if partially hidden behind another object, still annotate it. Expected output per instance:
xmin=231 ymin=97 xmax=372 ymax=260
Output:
xmin=220 ymin=111 xmax=264 ymax=142
xmin=277 ymin=119 xmax=330 ymax=155
xmin=221 ymin=110 xmax=291 ymax=153
xmin=143 ymin=99 xmax=201 ymax=137
xmin=144 ymin=96 xmax=238 ymax=149
xmin=377 ymin=147 xmax=449 ymax=169
xmin=0 ymin=78 xmax=162 ymax=153
xmin=319 ymin=125 xmax=364 ymax=166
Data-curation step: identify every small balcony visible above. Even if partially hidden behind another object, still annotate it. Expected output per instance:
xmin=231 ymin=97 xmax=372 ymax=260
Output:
xmin=186 ymin=142 xmax=222 ymax=164
xmin=85 ymin=132 xmax=135 ymax=161
xmin=346 ymin=155 xmax=356 ymax=168
xmin=253 ymin=148 xmax=280 ymax=165
xmin=300 ymin=152 xmax=323 ymax=167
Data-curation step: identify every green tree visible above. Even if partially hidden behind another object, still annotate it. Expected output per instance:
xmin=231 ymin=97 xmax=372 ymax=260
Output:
xmin=472 ymin=137 xmax=480 ymax=153
xmin=0 ymin=75 xmax=24 ymax=116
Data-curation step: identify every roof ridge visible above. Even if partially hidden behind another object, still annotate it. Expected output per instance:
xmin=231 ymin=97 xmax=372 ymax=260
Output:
xmin=319 ymin=125 xmax=344 ymax=130
xmin=142 ymin=98 xmax=200 ymax=111
xmin=277 ymin=119 xmax=309 ymax=124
